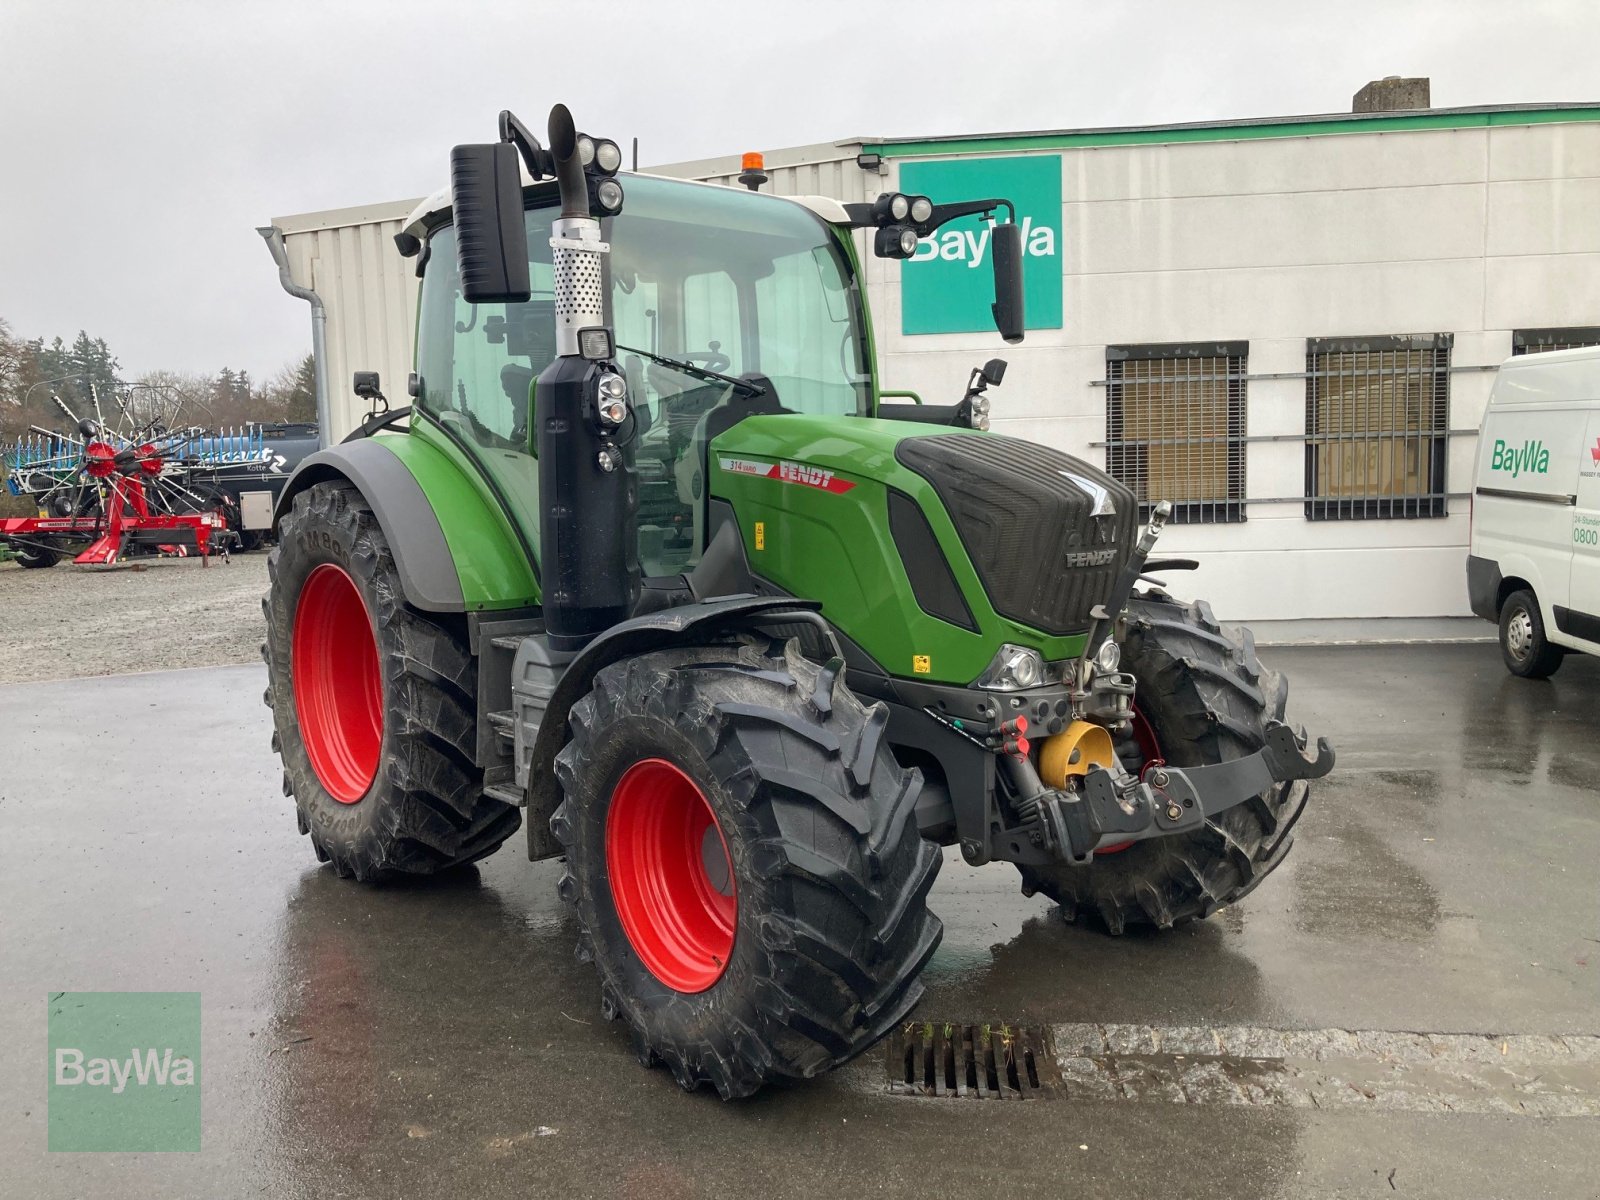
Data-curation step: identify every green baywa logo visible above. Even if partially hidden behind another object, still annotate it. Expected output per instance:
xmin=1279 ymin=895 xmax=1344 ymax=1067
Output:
xmin=1490 ymin=439 xmax=1551 ymax=478
xmin=48 ymin=991 xmax=201 ymax=1152
xmin=55 ymin=1047 xmax=196 ymax=1092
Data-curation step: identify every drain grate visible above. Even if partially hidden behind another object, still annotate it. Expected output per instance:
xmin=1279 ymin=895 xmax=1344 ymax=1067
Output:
xmin=885 ymin=1022 xmax=1062 ymax=1099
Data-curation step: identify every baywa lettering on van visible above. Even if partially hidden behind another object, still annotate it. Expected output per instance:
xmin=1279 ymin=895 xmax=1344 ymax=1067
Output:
xmin=1490 ymin=439 xmax=1552 ymax=479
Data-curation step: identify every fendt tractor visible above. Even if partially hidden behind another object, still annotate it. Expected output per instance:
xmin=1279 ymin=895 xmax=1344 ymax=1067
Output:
xmin=263 ymin=104 xmax=1334 ymax=1098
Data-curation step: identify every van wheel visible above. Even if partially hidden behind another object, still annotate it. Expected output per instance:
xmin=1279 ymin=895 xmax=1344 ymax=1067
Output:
xmin=1500 ymin=589 xmax=1563 ymax=679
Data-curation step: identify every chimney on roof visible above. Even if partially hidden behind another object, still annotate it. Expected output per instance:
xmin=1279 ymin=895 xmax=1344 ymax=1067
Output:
xmin=1353 ymin=76 xmax=1431 ymax=113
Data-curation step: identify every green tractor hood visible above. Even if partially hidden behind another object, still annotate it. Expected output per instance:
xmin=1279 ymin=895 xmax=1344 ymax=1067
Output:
xmin=708 ymin=413 xmax=1137 ymax=686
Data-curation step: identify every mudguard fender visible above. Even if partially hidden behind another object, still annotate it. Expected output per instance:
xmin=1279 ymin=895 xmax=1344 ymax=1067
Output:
xmin=272 ymin=440 xmax=466 ymax=611
xmin=524 ymin=595 xmax=824 ymax=855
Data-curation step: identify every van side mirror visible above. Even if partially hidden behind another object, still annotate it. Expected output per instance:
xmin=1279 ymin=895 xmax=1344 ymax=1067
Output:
xmin=990 ymin=222 xmax=1025 ymax=344
xmin=450 ymin=141 xmax=530 ymax=304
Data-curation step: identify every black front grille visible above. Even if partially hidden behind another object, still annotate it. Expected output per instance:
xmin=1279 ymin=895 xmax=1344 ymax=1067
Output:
xmin=895 ymin=433 xmax=1137 ymax=636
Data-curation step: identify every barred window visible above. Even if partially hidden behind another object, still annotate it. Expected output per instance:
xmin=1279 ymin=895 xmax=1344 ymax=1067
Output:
xmin=1305 ymin=334 xmax=1450 ymax=520
xmin=1105 ymin=342 xmax=1246 ymax=524
xmin=1512 ymin=327 xmax=1600 ymax=355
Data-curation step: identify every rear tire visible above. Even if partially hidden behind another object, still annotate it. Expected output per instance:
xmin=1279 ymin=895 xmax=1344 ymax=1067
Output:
xmin=1017 ymin=593 xmax=1309 ymax=933
xmin=552 ymin=639 xmax=942 ymax=1098
xmin=263 ymin=481 xmax=521 ymax=881
xmin=1499 ymin=589 xmax=1563 ymax=679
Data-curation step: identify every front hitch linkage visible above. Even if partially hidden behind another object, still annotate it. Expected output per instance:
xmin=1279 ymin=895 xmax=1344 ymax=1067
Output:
xmin=1000 ymin=721 xmax=1335 ymax=864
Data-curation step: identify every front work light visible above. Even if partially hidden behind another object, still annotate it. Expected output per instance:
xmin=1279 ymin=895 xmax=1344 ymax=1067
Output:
xmin=875 ymin=225 xmax=918 ymax=259
xmin=977 ymin=644 xmax=1046 ymax=692
xmin=1093 ymin=638 xmax=1121 ymax=676
xmin=595 ymin=178 xmax=625 ymax=214
xmin=871 ymin=192 xmax=911 ymax=224
xmin=593 ymin=139 xmax=622 ymax=174
xmin=908 ymin=195 xmax=933 ymax=224
xmin=578 ymin=327 xmax=614 ymax=360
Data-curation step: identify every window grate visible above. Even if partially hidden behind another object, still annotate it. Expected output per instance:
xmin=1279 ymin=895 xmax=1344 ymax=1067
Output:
xmin=1105 ymin=343 xmax=1247 ymax=524
xmin=1512 ymin=326 xmax=1600 ymax=355
xmin=1304 ymin=335 xmax=1450 ymax=521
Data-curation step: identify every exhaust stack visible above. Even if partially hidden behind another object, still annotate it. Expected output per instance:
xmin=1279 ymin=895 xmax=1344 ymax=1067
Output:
xmin=534 ymin=103 xmax=639 ymax=649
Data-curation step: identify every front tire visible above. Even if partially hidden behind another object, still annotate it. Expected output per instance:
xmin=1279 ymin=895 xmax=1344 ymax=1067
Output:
xmin=263 ymin=481 xmax=521 ymax=880
xmin=1018 ymin=594 xmax=1309 ymax=933
xmin=1499 ymin=589 xmax=1563 ymax=679
xmin=552 ymin=640 xmax=942 ymax=1098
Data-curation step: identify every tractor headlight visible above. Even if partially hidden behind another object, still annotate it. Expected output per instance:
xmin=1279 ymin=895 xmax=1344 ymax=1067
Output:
xmin=596 ymin=372 xmax=628 ymax=426
xmin=968 ymin=393 xmax=991 ymax=431
xmin=909 ymin=195 xmax=933 ymax=223
xmin=871 ymin=192 xmax=911 ymax=225
xmin=576 ymin=134 xmax=596 ymax=166
xmin=874 ymin=225 xmax=918 ymax=259
xmin=1094 ymin=638 xmax=1121 ymax=675
xmin=595 ymin=178 xmax=625 ymax=215
xmin=977 ymin=643 xmax=1046 ymax=692
xmin=593 ymin=138 xmax=623 ymax=174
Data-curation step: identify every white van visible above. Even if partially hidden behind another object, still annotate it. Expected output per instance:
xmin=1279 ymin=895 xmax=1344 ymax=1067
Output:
xmin=1468 ymin=345 xmax=1600 ymax=677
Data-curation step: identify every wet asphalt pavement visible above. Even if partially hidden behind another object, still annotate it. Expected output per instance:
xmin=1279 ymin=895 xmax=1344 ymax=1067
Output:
xmin=2 ymin=644 xmax=1596 ymax=1198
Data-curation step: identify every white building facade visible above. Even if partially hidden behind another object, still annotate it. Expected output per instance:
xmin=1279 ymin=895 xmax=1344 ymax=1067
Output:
xmin=268 ymin=101 xmax=1600 ymax=629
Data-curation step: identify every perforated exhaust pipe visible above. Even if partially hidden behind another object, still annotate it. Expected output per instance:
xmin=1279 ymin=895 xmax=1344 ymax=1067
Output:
xmin=535 ymin=104 xmax=639 ymax=649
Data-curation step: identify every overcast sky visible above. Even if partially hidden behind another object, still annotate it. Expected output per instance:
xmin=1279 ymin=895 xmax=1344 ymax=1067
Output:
xmin=3 ymin=0 xmax=1598 ymax=381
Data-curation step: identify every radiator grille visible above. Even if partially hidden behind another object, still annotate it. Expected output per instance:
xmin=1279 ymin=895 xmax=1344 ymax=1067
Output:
xmin=895 ymin=433 xmax=1136 ymax=638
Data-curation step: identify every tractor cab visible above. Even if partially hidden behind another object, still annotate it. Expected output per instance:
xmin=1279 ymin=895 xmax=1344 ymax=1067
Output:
xmin=404 ymin=173 xmax=874 ymax=576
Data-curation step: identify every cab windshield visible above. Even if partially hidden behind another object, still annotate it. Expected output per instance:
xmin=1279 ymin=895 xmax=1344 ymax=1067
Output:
xmin=415 ymin=173 xmax=871 ymax=574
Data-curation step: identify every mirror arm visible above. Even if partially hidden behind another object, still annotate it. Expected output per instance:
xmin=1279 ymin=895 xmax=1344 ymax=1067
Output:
xmin=913 ymin=198 xmax=1014 ymax=237
xmin=498 ymin=109 xmax=554 ymax=180
xmin=839 ymin=197 xmax=1015 ymax=236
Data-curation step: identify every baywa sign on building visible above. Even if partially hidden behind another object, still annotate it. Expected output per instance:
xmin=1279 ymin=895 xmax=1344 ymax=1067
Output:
xmin=898 ymin=155 xmax=1062 ymax=336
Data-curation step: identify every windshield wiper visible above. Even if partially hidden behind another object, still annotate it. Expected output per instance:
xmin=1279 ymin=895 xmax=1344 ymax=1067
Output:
xmin=617 ymin=344 xmax=765 ymax=398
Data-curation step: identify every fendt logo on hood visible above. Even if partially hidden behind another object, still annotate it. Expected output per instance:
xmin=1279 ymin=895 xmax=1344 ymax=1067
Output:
xmin=718 ymin=457 xmax=856 ymax=495
xmin=1490 ymin=439 xmax=1551 ymax=479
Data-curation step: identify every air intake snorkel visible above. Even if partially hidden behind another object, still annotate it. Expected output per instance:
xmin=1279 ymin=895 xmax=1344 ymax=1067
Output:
xmin=534 ymin=103 xmax=639 ymax=649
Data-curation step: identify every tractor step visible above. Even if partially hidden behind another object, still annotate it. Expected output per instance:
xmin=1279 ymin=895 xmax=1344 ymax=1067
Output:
xmin=482 ymin=782 xmax=525 ymax=808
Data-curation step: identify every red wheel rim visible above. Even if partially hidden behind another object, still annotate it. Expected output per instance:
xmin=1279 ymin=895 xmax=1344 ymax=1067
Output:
xmin=606 ymin=759 xmax=736 ymax=993
xmin=291 ymin=563 xmax=383 ymax=803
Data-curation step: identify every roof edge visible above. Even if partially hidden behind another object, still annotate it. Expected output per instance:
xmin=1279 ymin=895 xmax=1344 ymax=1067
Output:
xmin=866 ymin=102 xmax=1600 ymax=157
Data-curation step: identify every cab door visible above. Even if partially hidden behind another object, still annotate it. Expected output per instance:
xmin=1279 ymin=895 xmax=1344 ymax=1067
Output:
xmin=1567 ymin=410 xmax=1600 ymax=647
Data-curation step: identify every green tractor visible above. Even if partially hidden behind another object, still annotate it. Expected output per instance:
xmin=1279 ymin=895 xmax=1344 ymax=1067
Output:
xmin=263 ymin=104 xmax=1333 ymax=1098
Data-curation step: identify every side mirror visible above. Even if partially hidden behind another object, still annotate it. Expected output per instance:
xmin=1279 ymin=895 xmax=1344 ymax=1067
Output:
xmin=990 ymin=222 xmax=1025 ymax=344
xmin=980 ymin=358 xmax=1007 ymax=387
xmin=450 ymin=141 xmax=531 ymax=304
xmin=353 ymin=371 xmax=381 ymax=399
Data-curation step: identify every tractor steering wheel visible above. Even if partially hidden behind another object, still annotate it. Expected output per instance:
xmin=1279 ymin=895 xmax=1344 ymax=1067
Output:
xmin=682 ymin=340 xmax=732 ymax=374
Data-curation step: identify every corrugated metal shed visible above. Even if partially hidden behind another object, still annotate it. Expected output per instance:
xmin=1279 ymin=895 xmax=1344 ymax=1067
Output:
xmin=269 ymin=199 xmax=420 ymax=437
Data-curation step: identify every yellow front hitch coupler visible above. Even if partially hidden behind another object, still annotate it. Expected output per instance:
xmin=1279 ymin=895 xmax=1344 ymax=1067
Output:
xmin=1037 ymin=720 xmax=1118 ymax=790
